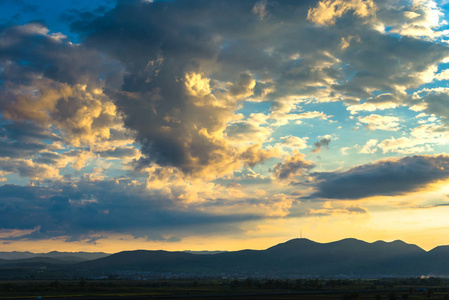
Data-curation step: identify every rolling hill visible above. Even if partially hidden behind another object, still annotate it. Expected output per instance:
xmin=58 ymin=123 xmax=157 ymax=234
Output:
xmin=75 ymin=238 xmax=432 ymax=277
xmin=2 ymin=238 xmax=449 ymax=278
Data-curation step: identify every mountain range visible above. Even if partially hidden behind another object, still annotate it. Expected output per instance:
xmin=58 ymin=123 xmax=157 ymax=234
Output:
xmin=0 ymin=250 xmax=109 ymax=261
xmin=2 ymin=238 xmax=449 ymax=278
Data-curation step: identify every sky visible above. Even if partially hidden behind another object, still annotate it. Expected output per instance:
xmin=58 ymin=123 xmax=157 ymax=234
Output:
xmin=0 ymin=0 xmax=449 ymax=253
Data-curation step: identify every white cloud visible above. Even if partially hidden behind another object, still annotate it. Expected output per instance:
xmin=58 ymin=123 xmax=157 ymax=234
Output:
xmin=279 ymin=136 xmax=309 ymax=150
xmin=358 ymin=114 xmax=401 ymax=131
xmin=377 ymin=124 xmax=449 ymax=154
xmin=359 ymin=139 xmax=378 ymax=154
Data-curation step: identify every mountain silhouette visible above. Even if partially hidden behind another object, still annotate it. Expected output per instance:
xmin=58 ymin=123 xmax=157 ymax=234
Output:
xmin=77 ymin=250 xmax=201 ymax=271
xmin=0 ymin=251 xmax=109 ymax=261
xmin=74 ymin=238 xmax=432 ymax=277
xmin=2 ymin=238 xmax=449 ymax=278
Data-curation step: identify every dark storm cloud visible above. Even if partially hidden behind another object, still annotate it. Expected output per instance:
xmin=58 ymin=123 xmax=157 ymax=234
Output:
xmin=70 ymin=0 xmax=252 ymax=175
xmin=33 ymin=152 xmax=63 ymax=165
xmin=0 ymin=22 xmax=125 ymax=148
xmin=334 ymin=35 xmax=447 ymax=98
xmin=1 ymin=0 xmax=449 ymax=243
xmin=69 ymin=0 xmax=335 ymax=175
xmin=410 ymin=89 xmax=449 ymax=124
xmin=0 ymin=122 xmax=61 ymax=165
xmin=0 ymin=158 xmax=59 ymax=180
xmin=0 ymin=179 xmax=260 ymax=241
xmin=0 ymin=184 xmax=44 ymax=229
xmin=0 ymin=22 xmax=116 ymax=87
xmin=66 ymin=0 xmax=449 ymax=176
xmin=312 ymin=137 xmax=331 ymax=153
xmin=1 ymin=122 xmax=61 ymax=143
xmin=0 ymin=140 xmax=46 ymax=159
xmin=311 ymin=155 xmax=449 ymax=199
xmin=96 ymin=146 xmax=139 ymax=159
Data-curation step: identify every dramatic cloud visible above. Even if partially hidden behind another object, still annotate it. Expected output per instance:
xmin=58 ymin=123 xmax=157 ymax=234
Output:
xmin=312 ymin=155 xmax=449 ymax=199
xmin=1 ymin=0 xmax=449 ymax=249
xmin=69 ymin=0 xmax=449 ymax=176
xmin=0 ymin=179 xmax=260 ymax=241
xmin=312 ymin=137 xmax=332 ymax=153
xmin=307 ymin=0 xmax=377 ymax=26
xmin=0 ymin=22 xmax=125 ymax=147
xmin=273 ymin=151 xmax=315 ymax=179
xmin=71 ymin=2 xmax=266 ymax=177
xmin=412 ymin=88 xmax=449 ymax=123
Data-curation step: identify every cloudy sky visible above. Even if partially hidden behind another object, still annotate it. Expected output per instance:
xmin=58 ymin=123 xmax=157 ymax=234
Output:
xmin=1 ymin=0 xmax=449 ymax=252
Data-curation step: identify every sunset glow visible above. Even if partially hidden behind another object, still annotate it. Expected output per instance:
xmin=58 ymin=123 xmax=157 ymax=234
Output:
xmin=1 ymin=0 xmax=449 ymax=253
